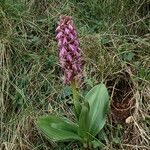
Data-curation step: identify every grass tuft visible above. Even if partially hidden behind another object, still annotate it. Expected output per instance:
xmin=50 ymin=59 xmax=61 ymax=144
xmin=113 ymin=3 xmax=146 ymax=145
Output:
xmin=1 ymin=0 xmax=150 ymax=149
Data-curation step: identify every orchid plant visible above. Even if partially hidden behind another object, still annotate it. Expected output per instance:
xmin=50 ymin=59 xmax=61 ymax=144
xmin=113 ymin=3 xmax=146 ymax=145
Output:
xmin=36 ymin=15 xmax=109 ymax=149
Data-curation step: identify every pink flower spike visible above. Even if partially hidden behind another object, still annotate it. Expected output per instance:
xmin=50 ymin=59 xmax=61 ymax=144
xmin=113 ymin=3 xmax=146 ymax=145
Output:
xmin=55 ymin=15 xmax=82 ymax=84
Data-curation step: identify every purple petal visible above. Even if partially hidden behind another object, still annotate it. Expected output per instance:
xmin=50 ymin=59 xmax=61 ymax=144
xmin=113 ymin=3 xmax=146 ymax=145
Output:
xmin=74 ymin=40 xmax=79 ymax=46
xmin=71 ymin=30 xmax=77 ymax=36
xmin=58 ymin=40 xmax=62 ymax=47
xmin=69 ymin=44 xmax=77 ymax=51
xmin=75 ymin=51 xmax=80 ymax=57
xmin=65 ymin=28 xmax=70 ymax=34
xmin=67 ymin=55 xmax=72 ymax=62
xmin=60 ymin=47 xmax=66 ymax=55
xmin=63 ymin=37 xmax=68 ymax=44
xmin=68 ymin=24 xmax=73 ymax=30
xmin=67 ymin=71 xmax=72 ymax=81
xmin=70 ymin=33 xmax=74 ymax=40
xmin=56 ymin=32 xmax=63 ymax=39
xmin=72 ymin=64 xmax=78 ymax=71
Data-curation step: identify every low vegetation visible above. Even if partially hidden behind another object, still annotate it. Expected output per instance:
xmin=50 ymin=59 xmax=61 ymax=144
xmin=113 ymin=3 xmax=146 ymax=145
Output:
xmin=1 ymin=0 xmax=150 ymax=149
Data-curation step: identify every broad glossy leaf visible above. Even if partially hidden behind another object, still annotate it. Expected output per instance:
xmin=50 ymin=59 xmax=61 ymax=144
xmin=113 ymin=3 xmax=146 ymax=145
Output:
xmin=85 ymin=83 xmax=109 ymax=136
xmin=36 ymin=115 xmax=81 ymax=141
xmin=78 ymin=101 xmax=90 ymax=139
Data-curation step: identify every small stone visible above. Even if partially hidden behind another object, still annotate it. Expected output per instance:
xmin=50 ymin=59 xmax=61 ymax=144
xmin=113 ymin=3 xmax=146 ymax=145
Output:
xmin=125 ymin=116 xmax=134 ymax=124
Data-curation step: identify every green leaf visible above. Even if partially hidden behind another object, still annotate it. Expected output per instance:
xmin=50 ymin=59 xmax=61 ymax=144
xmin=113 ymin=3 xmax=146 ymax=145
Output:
xmin=78 ymin=101 xmax=90 ymax=139
xmin=85 ymin=83 xmax=109 ymax=136
xmin=101 ymin=36 xmax=109 ymax=45
xmin=123 ymin=52 xmax=134 ymax=61
xmin=91 ymin=140 xmax=105 ymax=149
xmin=36 ymin=115 xmax=81 ymax=141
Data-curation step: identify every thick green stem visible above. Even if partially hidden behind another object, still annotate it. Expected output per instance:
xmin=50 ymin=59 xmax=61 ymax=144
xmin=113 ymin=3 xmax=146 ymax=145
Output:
xmin=71 ymin=78 xmax=78 ymax=102
xmin=71 ymin=78 xmax=80 ymax=117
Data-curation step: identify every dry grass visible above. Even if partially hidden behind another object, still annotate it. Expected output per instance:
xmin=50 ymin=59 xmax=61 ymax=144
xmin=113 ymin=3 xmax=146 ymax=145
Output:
xmin=1 ymin=0 xmax=150 ymax=149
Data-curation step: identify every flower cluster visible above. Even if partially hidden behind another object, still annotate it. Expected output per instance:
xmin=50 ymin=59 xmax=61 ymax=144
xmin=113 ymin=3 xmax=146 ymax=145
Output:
xmin=55 ymin=15 xmax=82 ymax=84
